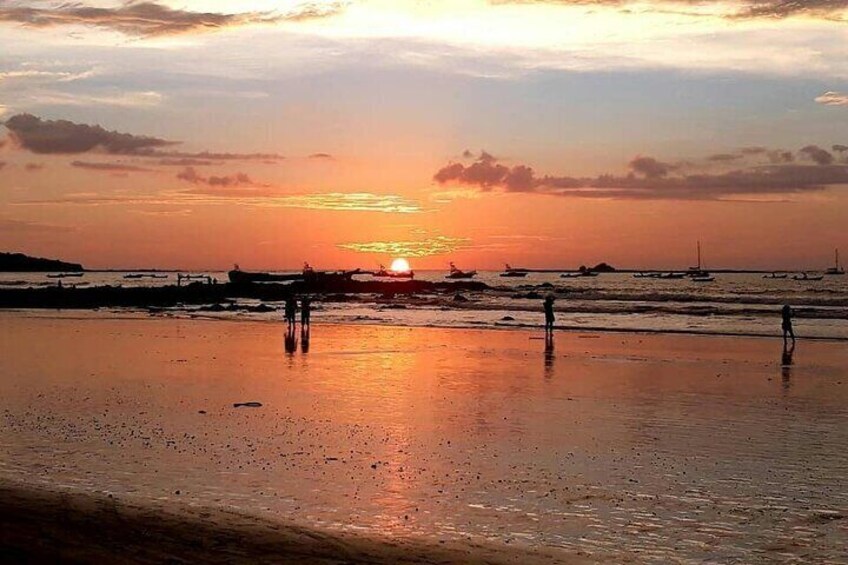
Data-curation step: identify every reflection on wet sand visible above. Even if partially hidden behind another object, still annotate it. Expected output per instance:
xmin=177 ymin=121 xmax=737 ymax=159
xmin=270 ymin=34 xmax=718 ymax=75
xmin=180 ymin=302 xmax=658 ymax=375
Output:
xmin=1 ymin=315 xmax=846 ymax=564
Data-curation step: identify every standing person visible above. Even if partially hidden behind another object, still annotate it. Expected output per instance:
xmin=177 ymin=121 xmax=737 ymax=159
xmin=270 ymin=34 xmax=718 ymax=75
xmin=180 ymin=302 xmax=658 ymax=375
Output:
xmin=543 ymin=295 xmax=555 ymax=335
xmin=285 ymin=296 xmax=297 ymax=328
xmin=781 ymin=304 xmax=795 ymax=345
xmin=301 ymin=296 xmax=311 ymax=328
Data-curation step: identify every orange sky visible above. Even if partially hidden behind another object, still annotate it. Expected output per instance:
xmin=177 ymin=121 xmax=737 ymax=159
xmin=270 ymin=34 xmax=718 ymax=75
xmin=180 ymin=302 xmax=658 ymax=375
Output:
xmin=1 ymin=1 xmax=847 ymax=270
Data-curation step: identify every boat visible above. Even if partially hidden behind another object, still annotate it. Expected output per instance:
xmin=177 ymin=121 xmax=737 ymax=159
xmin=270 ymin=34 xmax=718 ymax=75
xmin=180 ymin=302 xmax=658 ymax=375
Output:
xmin=446 ymin=262 xmax=477 ymax=279
xmin=793 ymin=272 xmax=824 ymax=281
xmin=46 ymin=272 xmax=84 ymax=279
xmin=302 ymin=263 xmax=362 ymax=283
xmin=691 ymin=276 xmax=715 ymax=282
xmin=500 ymin=264 xmax=528 ymax=278
xmin=763 ymin=272 xmax=788 ymax=279
xmin=659 ymin=272 xmax=686 ymax=279
xmin=825 ymin=249 xmax=845 ymax=275
xmin=561 ymin=271 xmax=598 ymax=278
xmin=373 ymin=264 xmax=414 ymax=279
xmin=228 ymin=265 xmax=302 ymax=284
xmin=686 ymin=241 xmax=711 ymax=278
xmin=123 ymin=273 xmax=169 ymax=280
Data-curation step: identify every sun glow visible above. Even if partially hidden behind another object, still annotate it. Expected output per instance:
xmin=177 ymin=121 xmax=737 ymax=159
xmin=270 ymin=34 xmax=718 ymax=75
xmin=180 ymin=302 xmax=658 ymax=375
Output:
xmin=390 ymin=258 xmax=411 ymax=272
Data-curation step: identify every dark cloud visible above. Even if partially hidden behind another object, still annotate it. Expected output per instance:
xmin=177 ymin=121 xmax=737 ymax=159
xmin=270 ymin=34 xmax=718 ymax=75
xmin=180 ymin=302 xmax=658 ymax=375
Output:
xmin=708 ymin=153 xmax=744 ymax=162
xmin=176 ymin=166 xmax=263 ymax=188
xmin=799 ymin=145 xmax=834 ymax=166
xmin=308 ymin=153 xmax=334 ymax=160
xmin=71 ymin=160 xmax=153 ymax=173
xmin=0 ymin=1 xmax=345 ymax=38
xmin=492 ymin=1 xmax=848 ymax=20
xmin=3 ymin=113 xmax=176 ymax=155
xmin=155 ymin=158 xmax=215 ymax=167
xmin=833 ymin=144 xmax=848 ymax=153
xmin=2 ymin=113 xmax=285 ymax=162
xmin=433 ymin=149 xmax=848 ymax=200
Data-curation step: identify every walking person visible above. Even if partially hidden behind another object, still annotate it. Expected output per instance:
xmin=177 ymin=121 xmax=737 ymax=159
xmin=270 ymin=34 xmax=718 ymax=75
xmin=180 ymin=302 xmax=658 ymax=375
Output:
xmin=543 ymin=295 xmax=555 ymax=335
xmin=781 ymin=304 xmax=795 ymax=345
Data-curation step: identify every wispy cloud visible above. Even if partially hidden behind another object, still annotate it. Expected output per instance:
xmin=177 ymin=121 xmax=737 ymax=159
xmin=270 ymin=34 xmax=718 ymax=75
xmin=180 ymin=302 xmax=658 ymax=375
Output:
xmin=71 ymin=160 xmax=153 ymax=173
xmin=816 ymin=91 xmax=848 ymax=106
xmin=338 ymin=236 xmax=469 ymax=257
xmin=0 ymin=1 xmax=347 ymax=38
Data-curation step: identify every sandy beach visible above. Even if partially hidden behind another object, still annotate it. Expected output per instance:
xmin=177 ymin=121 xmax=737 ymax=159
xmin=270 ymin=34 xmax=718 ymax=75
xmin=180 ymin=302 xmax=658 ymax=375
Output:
xmin=1 ymin=313 xmax=846 ymax=563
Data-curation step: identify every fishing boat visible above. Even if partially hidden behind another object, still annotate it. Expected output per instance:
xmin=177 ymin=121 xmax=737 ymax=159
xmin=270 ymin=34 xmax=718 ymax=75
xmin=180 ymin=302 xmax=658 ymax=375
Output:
xmin=446 ymin=262 xmax=477 ymax=279
xmin=228 ymin=265 xmax=301 ymax=284
xmin=763 ymin=272 xmax=788 ymax=279
xmin=793 ymin=272 xmax=824 ymax=281
xmin=500 ymin=264 xmax=528 ymax=278
xmin=46 ymin=272 xmax=84 ymax=279
xmin=302 ymin=263 xmax=362 ymax=283
xmin=825 ymin=249 xmax=845 ymax=275
xmin=373 ymin=264 xmax=414 ymax=279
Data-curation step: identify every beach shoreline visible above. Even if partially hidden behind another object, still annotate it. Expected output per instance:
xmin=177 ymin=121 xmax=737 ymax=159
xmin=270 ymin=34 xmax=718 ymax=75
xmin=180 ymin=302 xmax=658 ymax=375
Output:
xmin=2 ymin=314 xmax=845 ymax=563
xmin=0 ymin=479 xmax=590 ymax=565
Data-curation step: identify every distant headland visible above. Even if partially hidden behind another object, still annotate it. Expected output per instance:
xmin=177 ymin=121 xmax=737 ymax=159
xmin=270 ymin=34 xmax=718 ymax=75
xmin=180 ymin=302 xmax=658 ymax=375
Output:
xmin=0 ymin=252 xmax=84 ymax=273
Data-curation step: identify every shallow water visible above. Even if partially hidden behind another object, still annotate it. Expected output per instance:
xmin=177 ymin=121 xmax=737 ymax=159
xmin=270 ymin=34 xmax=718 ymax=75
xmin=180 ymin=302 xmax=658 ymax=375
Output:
xmin=1 ymin=315 xmax=846 ymax=563
xmin=3 ymin=270 xmax=848 ymax=339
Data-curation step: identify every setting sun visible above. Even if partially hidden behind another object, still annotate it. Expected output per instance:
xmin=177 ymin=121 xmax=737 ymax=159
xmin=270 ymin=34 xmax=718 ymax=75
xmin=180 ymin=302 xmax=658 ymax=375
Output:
xmin=390 ymin=258 xmax=411 ymax=272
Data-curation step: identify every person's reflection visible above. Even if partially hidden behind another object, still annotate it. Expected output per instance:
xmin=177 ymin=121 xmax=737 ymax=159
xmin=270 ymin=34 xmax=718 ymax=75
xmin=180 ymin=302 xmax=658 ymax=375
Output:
xmin=284 ymin=324 xmax=298 ymax=355
xmin=781 ymin=340 xmax=795 ymax=392
xmin=300 ymin=324 xmax=310 ymax=354
xmin=544 ymin=332 xmax=555 ymax=378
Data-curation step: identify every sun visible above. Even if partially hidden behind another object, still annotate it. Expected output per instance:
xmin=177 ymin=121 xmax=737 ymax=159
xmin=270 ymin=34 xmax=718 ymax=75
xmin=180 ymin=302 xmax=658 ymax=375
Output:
xmin=390 ymin=258 xmax=411 ymax=272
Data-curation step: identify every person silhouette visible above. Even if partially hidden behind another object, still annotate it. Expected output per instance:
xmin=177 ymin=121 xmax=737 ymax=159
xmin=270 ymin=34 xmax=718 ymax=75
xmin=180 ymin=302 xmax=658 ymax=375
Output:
xmin=301 ymin=296 xmax=311 ymax=328
xmin=543 ymin=295 xmax=555 ymax=334
xmin=781 ymin=304 xmax=795 ymax=345
xmin=285 ymin=296 xmax=297 ymax=329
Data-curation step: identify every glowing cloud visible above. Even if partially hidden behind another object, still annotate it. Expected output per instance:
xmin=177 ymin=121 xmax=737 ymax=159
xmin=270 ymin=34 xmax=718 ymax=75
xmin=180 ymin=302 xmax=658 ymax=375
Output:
xmin=338 ymin=236 xmax=469 ymax=257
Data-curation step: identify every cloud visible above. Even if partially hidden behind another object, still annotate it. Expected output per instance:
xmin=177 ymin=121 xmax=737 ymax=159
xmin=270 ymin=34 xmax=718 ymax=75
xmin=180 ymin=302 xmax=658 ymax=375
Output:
xmin=156 ymin=158 xmax=215 ymax=167
xmin=494 ymin=1 xmax=848 ymax=20
xmin=308 ymin=152 xmax=334 ymax=160
xmin=3 ymin=113 xmax=176 ymax=155
xmin=434 ymin=148 xmax=848 ymax=200
xmin=71 ymin=160 xmax=153 ymax=173
xmin=338 ymin=236 xmax=469 ymax=257
xmin=176 ymin=166 xmax=261 ymax=188
xmin=2 ymin=113 xmax=285 ymax=161
xmin=816 ymin=91 xmax=848 ymax=106
xmin=0 ymin=69 xmax=96 ymax=83
xmin=0 ymin=217 xmax=74 ymax=233
xmin=0 ymin=1 xmax=346 ymax=38
xmin=25 ymin=91 xmax=164 ymax=109
xmin=799 ymin=145 xmax=834 ymax=166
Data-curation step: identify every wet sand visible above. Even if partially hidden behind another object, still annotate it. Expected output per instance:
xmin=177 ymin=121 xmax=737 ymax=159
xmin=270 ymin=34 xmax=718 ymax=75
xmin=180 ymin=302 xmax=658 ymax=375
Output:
xmin=1 ymin=313 xmax=846 ymax=563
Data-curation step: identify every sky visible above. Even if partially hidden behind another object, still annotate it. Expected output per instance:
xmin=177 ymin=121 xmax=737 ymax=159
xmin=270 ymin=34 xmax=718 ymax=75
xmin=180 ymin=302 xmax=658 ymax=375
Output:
xmin=1 ymin=0 xmax=847 ymax=270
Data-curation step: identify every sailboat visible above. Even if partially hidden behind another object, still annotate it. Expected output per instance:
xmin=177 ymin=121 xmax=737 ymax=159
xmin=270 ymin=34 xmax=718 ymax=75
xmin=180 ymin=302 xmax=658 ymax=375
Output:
xmin=687 ymin=241 xmax=713 ymax=280
xmin=825 ymin=249 xmax=845 ymax=276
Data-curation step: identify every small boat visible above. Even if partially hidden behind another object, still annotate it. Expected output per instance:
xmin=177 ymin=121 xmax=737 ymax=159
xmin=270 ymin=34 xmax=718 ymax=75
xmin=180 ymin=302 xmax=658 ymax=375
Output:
xmin=825 ymin=249 xmax=845 ymax=275
xmin=561 ymin=271 xmax=598 ymax=278
xmin=763 ymin=272 xmax=788 ymax=279
xmin=659 ymin=272 xmax=686 ymax=279
xmin=793 ymin=272 xmax=824 ymax=281
xmin=446 ymin=262 xmax=477 ymax=279
xmin=686 ymin=241 xmax=712 ymax=278
xmin=691 ymin=276 xmax=715 ymax=282
xmin=373 ymin=264 xmax=414 ymax=279
xmin=500 ymin=264 xmax=528 ymax=278
xmin=302 ymin=263 xmax=361 ymax=283
xmin=46 ymin=272 xmax=84 ymax=279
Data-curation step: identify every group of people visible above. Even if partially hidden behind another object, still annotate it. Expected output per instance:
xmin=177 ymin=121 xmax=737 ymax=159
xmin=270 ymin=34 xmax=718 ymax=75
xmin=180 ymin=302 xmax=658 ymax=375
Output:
xmin=284 ymin=296 xmax=312 ymax=354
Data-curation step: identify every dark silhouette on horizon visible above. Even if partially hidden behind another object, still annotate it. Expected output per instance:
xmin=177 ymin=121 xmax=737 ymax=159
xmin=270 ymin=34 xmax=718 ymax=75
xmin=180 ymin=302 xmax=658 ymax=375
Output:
xmin=543 ymin=295 xmax=555 ymax=335
xmin=782 ymin=304 xmax=795 ymax=345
